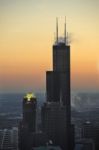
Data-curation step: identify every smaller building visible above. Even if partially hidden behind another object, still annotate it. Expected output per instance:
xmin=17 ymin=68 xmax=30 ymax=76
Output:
xmin=81 ymin=122 xmax=99 ymax=150
xmin=0 ymin=127 xmax=18 ymax=150
xmin=23 ymin=93 xmax=37 ymax=132
xmin=75 ymin=138 xmax=95 ymax=150
xmin=18 ymin=92 xmax=38 ymax=150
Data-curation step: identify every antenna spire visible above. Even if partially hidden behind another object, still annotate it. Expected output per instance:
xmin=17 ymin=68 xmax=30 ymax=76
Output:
xmin=67 ymin=32 xmax=68 ymax=45
xmin=56 ymin=17 xmax=58 ymax=43
xmin=64 ymin=16 xmax=66 ymax=45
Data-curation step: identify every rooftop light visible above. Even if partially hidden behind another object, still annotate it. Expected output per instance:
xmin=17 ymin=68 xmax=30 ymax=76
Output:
xmin=24 ymin=93 xmax=36 ymax=101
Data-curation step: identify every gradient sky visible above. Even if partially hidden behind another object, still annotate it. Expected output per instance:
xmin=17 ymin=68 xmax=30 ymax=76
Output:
xmin=0 ymin=0 xmax=99 ymax=93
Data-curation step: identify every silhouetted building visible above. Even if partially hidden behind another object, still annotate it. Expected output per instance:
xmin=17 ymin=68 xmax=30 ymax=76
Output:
xmin=18 ymin=93 xmax=37 ymax=150
xmin=42 ymin=18 xmax=74 ymax=150
xmin=75 ymin=138 xmax=95 ymax=150
xmin=0 ymin=127 xmax=18 ymax=150
xmin=82 ymin=122 xmax=99 ymax=150
xmin=23 ymin=93 xmax=37 ymax=132
xmin=41 ymin=102 xmax=74 ymax=150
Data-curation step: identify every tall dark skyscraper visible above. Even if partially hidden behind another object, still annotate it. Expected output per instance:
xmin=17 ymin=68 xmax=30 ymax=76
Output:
xmin=42 ymin=18 xmax=74 ymax=150
xmin=46 ymin=18 xmax=71 ymax=123
xmin=23 ymin=93 xmax=37 ymax=132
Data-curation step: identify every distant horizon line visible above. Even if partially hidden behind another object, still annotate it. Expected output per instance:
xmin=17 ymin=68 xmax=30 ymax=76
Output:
xmin=0 ymin=90 xmax=99 ymax=94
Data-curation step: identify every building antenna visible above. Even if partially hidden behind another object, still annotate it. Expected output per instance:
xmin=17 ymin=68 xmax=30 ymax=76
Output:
xmin=54 ymin=32 xmax=56 ymax=44
xmin=67 ymin=32 xmax=69 ymax=45
xmin=56 ymin=17 xmax=58 ymax=44
xmin=64 ymin=16 xmax=66 ymax=45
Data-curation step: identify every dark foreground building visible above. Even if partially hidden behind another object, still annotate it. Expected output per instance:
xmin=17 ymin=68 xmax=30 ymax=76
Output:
xmin=18 ymin=93 xmax=37 ymax=150
xmin=82 ymin=122 xmax=99 ymax=150
xmin=41 ymin=18 xmax=74 ymax=150
xmin=0 ymin=128 xmax=18 ymax=150
xmin=23 ymin=93 xmax=37 ymax=132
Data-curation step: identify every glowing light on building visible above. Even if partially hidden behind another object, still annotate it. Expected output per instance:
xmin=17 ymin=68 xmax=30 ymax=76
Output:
xmin=24 ymin=93 xmax=36 ymax=101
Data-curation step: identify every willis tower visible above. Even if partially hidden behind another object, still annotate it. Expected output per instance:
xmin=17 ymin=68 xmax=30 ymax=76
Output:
xmin=41 ymin=18 xmax=74 ymax=150
xmin=47 ymin=17 xmax=71 ymax=121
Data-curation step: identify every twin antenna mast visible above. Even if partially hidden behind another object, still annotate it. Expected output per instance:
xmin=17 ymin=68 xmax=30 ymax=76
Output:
xmin=56 ymin=17 xmax=68 ymax=45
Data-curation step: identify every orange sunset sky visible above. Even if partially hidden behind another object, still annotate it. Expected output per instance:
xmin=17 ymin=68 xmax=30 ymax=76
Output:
xmin=0 ymin=0 xmax=99 ymax=93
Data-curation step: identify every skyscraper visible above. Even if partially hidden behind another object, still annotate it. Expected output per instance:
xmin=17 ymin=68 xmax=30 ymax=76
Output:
xmin=23 ymin=93 xmax=37 ymax=132
xmin=41 ymin=18 xmax=74 ymax=150
xmin=46 ymin=18 xmax=71 ymax=122
xmin=82 ymin=122 xmax=99 ymax=150
xmin=18 ymin=93 xmax=37 ymax=150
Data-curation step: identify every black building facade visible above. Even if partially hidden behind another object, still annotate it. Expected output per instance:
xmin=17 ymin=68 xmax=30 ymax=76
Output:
xmin=42 ymin=18 xmax=74 ymax=150
xmin=23 ymin=93 xmax=37 ymax=132
xmin=18 ymin=93 xmax=37 ymax=150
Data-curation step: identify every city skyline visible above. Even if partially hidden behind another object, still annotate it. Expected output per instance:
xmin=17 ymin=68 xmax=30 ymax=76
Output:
xmin=0 ymin=0 xmax=99 ymax=93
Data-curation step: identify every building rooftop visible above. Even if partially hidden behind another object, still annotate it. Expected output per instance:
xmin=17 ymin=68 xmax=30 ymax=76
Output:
xmin=24 ymin=93 xmax=36 ymax=101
